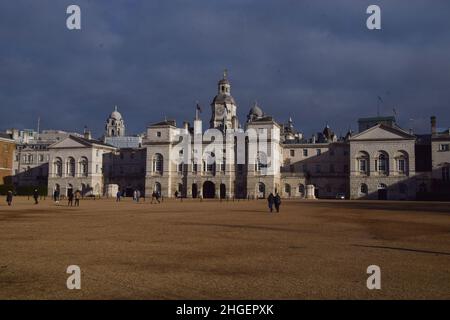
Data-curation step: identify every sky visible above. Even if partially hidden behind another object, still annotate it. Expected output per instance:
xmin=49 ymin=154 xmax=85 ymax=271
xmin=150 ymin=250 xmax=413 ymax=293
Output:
xmin=1 ymin=0 xmax=450 ymax=138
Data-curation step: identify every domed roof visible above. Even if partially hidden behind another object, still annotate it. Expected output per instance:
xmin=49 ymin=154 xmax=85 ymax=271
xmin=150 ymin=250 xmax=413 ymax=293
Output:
xmin=249 ymin=103 xmax=263 ymax=117
xmin=110 ymin=106 xmax=122 ymax=120
xmin=212 ymin=93 xmax=236 ymax=105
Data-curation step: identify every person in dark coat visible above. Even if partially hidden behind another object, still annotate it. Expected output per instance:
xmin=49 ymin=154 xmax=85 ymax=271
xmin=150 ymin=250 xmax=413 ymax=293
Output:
xmin=68 ymin=192 xmax=74 ymax=207
xmin=116 ymin=190 xmax=121 ymax=202
xmin=274 ymin=193 xmax=281 ymax=213
xmin=267 ymin=193 xmax=274 ymax=213
xmin=6 ymin=190 xmax=13 ymax=206
xmin=33 ymin=189 xmax=39 ymax=204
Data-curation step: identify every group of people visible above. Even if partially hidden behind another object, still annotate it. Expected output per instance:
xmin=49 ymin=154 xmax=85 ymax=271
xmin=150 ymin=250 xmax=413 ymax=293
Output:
xmin=267 ymin=193 xmax=282 ymax=213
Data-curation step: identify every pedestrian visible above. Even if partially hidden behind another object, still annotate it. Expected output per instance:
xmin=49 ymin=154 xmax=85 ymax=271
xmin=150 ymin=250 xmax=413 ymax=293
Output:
xmin=174 ymin=190 xmax=179 ymax=199
xmin=68 ymin=192 xmax=74 ymax=207
xmin=74 ymin=190 xmax=81 ymax=207
xmin=6 ymin=190 xmax=13 ymax=206
xmin=133 ymin=190 xmax=137 ymax=202
xmin=116 ymin=190 xmax=121 ymax=202
xmin=267 ymin=193 xmax=274 ymax=213
xmin=136 ymin=190 xmax=141 ymax=203
xmin=53 ymin=189 xmax=60 ymax=204
xmin=274 ymin=193 xmax=281 ymax=213
xmin=156 ymin=191 xmax=161 ymax=203
xmin=33 ymin=189 xmax=39 ymax=205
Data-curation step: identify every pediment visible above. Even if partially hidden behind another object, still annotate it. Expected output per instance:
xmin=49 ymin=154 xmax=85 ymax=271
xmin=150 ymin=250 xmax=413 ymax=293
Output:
xmin=350 ymin=124 xmax=414 ymax=141
xmin=49 ymin=136 xmax=89 ymax=149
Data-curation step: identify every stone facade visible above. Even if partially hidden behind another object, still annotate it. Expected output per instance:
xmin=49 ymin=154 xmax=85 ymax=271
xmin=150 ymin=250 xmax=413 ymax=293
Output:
xmin=0 ymin=133 xmax=15 ymax=191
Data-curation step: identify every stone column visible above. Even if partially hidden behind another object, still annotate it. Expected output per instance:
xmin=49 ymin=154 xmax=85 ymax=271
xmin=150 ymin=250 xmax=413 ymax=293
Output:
xmin=305 ymin=184 xmax=316 ymax=199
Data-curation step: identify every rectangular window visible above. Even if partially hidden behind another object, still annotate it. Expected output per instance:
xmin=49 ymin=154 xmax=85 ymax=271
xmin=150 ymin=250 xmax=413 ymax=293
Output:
xmin=290 ymin=150 xmax=295 ymax=157
xmin=398 ymin=159 xmax=405 ymax=173
xmin=359 ymin=159 xmax=367 ymax=173
xmin=303 ymin=149 xmax=308 ymax=157
xmin=316 ymin=149 xmax=321 ymax=156
xmin=443 ymin=167 xmax=450 ymax=181
xmin=439 ymin=144 xmax=450 ymax=152
xmin=156 ymin=131 xmax=161 ymax=137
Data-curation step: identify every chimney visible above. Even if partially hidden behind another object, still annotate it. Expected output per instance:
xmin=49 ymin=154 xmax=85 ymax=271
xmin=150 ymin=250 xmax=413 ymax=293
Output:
xmin=431 ymin=116 xmax=436 ymax=135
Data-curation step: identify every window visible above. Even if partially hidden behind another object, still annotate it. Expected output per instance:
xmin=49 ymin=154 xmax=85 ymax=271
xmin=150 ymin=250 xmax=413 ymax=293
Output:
xmin=359 ymin=159 xmax=367 ymax=173
xmin=80 ymin=157 xmax=88 ymax=177
xmin=256 ymin=152 xmax=268 ymax=173
xmin=38 ymin=154 xmax=44 ymax=162
xmin=377 ymin=153 xmax=388 ymax=174
xmin=360 ymin=184 xmax=368 ymax=194
xmin=67 ymin=157 xmax=75 ymax=177
xmin=290 ymin=150 xmax=295 ymax=157
xmin=54 ymin=158 xmax=63 ymax=177
xmin=303 ymin=149 xmax=308 ymax=157
xmin=439 ymin=144 xmax=449 ymax=152
xmin=153 ymin=154 xmax=163 ymax=174
xmin=316 ymin=149 xmax=321 ymax=156
xmin=398 ymin=159 xmax=406 ymax=173
xmin=443 ymin=167 xmax=450 ymax=181
xmin=156 ymin=131 xmax=161 ymax=137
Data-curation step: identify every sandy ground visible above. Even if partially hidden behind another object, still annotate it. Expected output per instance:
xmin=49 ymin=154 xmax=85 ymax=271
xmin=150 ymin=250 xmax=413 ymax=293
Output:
xmin=0 ymin=196 xmax=449 ymax=300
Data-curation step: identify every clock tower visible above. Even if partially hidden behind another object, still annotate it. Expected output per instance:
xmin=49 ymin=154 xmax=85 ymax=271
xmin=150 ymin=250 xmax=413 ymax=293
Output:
xmin=210 ymin=70 xmax=238 ymax=130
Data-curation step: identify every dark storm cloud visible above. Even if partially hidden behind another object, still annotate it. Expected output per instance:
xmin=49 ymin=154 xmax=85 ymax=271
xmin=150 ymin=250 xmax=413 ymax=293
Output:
xmin=1 ymin=0 xmax=450 ymax=137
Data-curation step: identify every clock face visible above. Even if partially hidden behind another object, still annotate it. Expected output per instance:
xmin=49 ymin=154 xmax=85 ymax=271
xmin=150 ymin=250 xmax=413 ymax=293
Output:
xmin=216 ymin=105 xmax=225 ymax=117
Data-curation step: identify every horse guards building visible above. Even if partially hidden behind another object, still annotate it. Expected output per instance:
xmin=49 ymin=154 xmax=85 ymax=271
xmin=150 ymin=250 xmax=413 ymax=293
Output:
xmin=1 ymin=72 xmax=449 ymax=201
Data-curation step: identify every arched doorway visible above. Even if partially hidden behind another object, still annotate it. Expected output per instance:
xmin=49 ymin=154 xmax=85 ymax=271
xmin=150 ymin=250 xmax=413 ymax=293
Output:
xmin=378 ymin=183 xmax=387 ymax=200
xmin=192 ymin=183 xmax=198 ymax=198
xmin=202 ymin=181 xmax=215 ymax=199
xmin=154 ymin=182 xmax=162 ymax=195
xmin=220 ymin=183 xmax=226 ymax=199
xmin=258 ymin=182 xmax=265 ymax=199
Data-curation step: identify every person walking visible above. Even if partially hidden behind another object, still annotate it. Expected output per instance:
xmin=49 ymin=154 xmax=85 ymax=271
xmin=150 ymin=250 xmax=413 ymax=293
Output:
xmin=274 ymin=193 xmax=281 ymax=213
xmin=137 ymin=190 xmax=140 ymax=202
xmin=156 ymin=191 xmax=161 ymax=203
xmin=116 ymin=190 xmax=121 ymax=202
xmin=6 ymin=190 xmax=13 ymax=206
xmin=68 ymin=192 xmax=74 ymax=207
xmin=33 ymin=189 xmax=39 ymax=205
xmin=267 ymin=193 xmax=274 ymax=213
xmin=74 ymin=190 xmax=81 ymax=207
xmin=133 ymin=190 xmax=137 ymax=202
xmin=53 ymin=189 xmax=60 ymax=204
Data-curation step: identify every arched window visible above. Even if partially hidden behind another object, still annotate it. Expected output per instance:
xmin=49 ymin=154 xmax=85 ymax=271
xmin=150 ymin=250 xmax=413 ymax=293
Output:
xmin=256 ymin=152 xmax=268 ymax=174
xmin=360 ymin=183 xmax=368 ymax=195
xmin=152 ymin=153 xmax=163 ymax=174
xmin=79 ymin=157 xmax=88 ymax=177
xmin=376 ymin=152 xmax=389 ymax=175
xmin=204 ymin=152 xmax=215 ymax=174
xmin=285 ymin=184 xmax=291 ymax=196
xmin=67 ymin=157 xmax=75 ymax=177
xmin=54 ymin=157 xmax=63 ymax=177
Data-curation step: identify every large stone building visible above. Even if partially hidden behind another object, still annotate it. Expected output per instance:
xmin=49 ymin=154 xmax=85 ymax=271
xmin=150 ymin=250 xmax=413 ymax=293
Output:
xmin=0 ymin=133 xmax=15 ymax=193
xmin=2 ymin=72 xmax=449 ymax=201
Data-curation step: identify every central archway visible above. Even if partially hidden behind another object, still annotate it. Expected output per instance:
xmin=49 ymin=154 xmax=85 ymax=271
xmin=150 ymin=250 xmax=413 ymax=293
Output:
xmin=202 ymin=181 xmax=215 ymax=199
